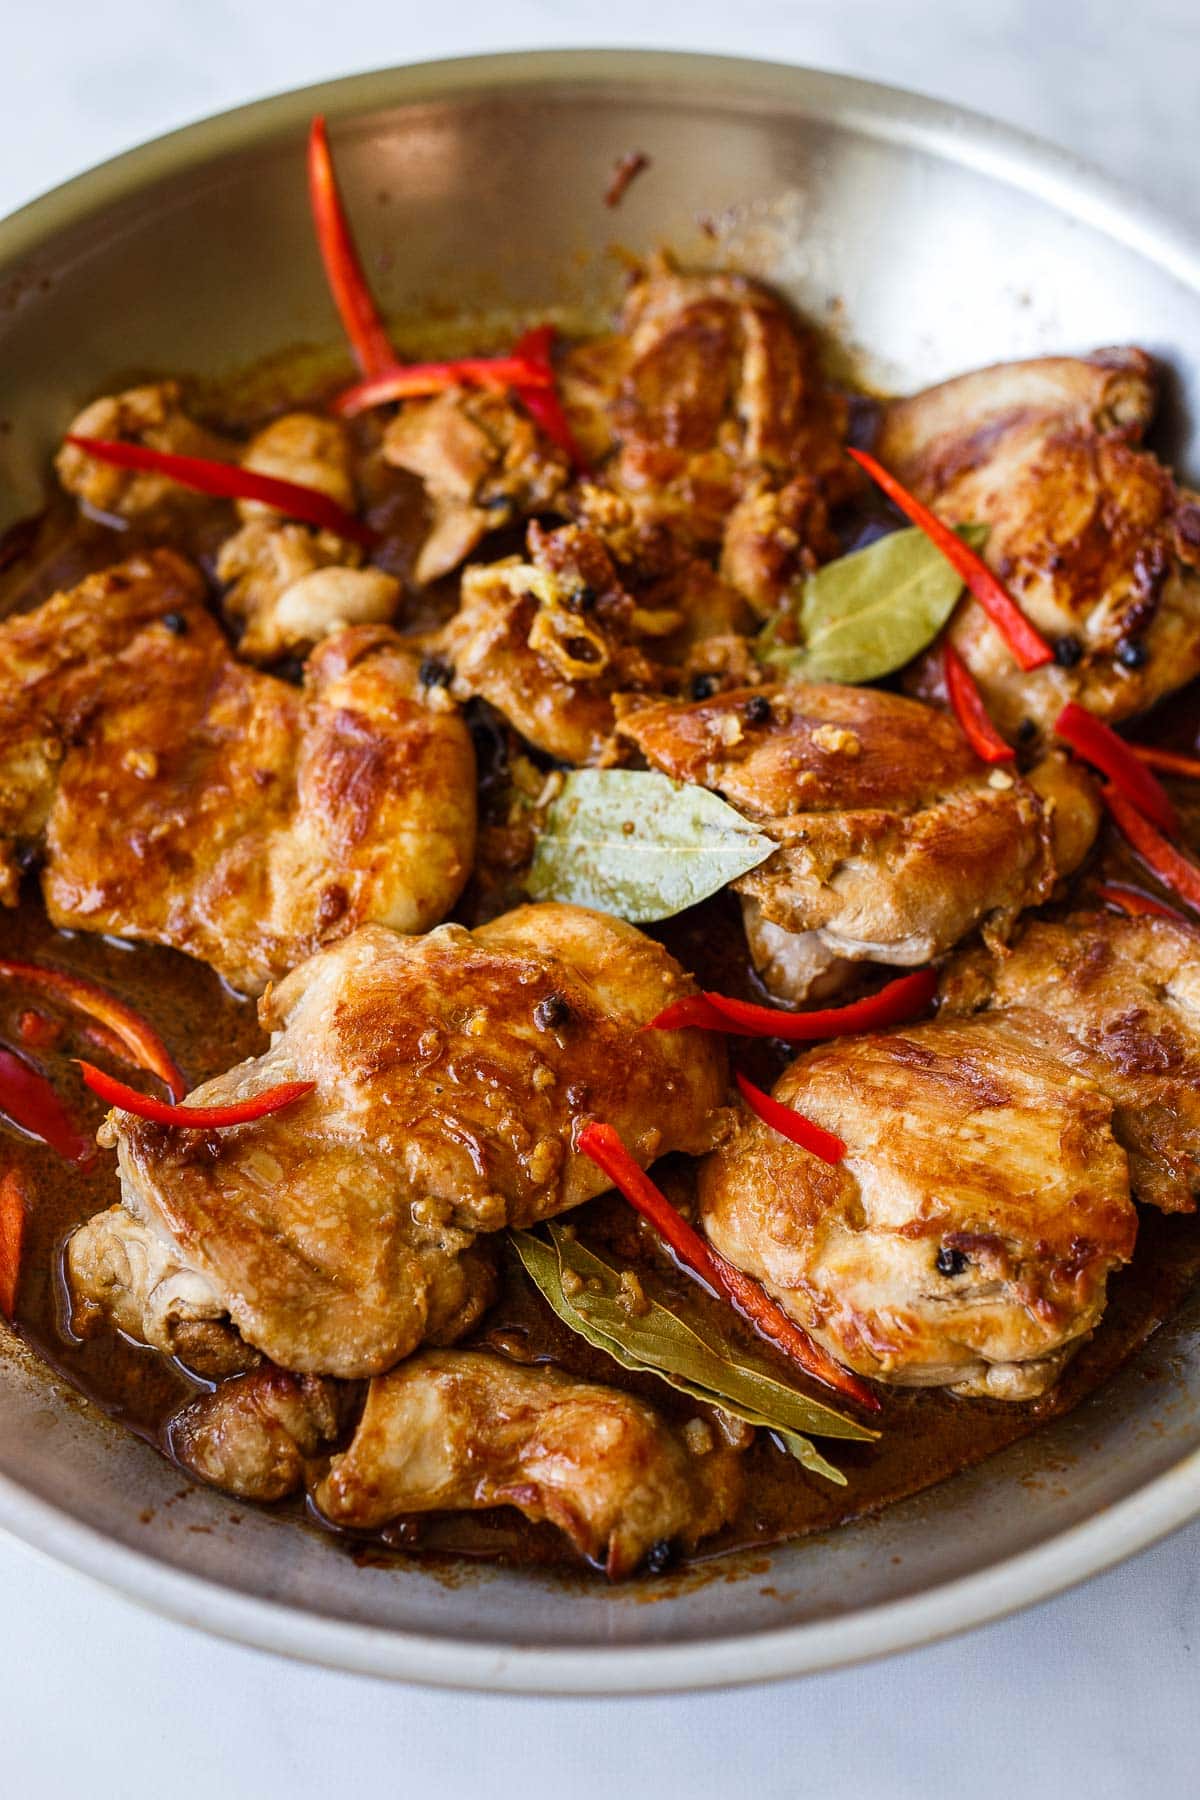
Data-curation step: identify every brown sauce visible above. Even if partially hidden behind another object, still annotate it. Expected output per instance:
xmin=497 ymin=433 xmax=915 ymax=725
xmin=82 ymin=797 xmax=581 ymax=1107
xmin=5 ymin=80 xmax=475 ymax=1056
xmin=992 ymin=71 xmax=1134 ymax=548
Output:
xmin=3 ymin=354 xmax=1200 ymax=1578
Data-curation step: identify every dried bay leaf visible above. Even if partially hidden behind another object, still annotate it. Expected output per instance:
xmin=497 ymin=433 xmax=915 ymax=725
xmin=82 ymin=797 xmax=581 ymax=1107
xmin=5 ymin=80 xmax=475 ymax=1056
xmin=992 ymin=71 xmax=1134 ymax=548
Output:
xmin=527 ymin=768 xmax=774 ymax=923
xmin=510 ymin=1225 xmax=878 ymax=1487
xmin=758 ymin=523 xmax=989 ymax=685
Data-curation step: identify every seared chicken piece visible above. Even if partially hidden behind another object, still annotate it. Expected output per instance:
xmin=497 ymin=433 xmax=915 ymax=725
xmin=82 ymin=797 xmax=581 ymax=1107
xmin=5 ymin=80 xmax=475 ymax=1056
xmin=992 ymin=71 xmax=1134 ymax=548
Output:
xmin=877 ymin=351 xmax=1200 ymax=736
xmin=941 ymin=910 xmax=1200 ymax=1213
xmin=384 ymin=386 xmax=570 ymax=585
xmin=235 ymin=411 xmax=358 ymax=518
xmin=217 ymin=520 xmax=399 ymax=662
xmin=312 ymin=1350 xmax=744 ymax=1576
xmin=618 ymin=683 xmax=1099 ymax=1000
xmin=0 ymin=555 xmax=476 ymax=989
xmin=169 ymin=1368 xmax=353 ymax=1502
xmin=54 ymin=381 xmax=229 ymax=520
xmin=214 ymin=413 xmax=398 ymax=660
xmin=585 ymin=261 xmax=856 ymax=582
xmin=440 ymin=520 xmax=674 ymax=764
xmin=699 ymin=1017 xmax=1137 ymax=1398
xmin=67 ymin=1203 xmax=251 ymax=1378
xmin=84 ymin=905 xmax=727 ymax=1378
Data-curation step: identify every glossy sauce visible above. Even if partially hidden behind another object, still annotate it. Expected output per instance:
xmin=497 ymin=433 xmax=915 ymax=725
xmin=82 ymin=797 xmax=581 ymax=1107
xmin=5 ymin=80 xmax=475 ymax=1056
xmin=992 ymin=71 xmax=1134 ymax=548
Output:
xmin=2 ymin=367 xmax=1200 ymax=1577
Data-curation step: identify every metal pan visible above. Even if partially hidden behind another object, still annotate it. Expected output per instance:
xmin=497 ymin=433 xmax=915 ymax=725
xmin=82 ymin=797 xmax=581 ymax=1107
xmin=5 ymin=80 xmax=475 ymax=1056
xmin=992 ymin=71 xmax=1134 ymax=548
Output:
xmin=1 ymin=50 xmax=1199 ymax=1693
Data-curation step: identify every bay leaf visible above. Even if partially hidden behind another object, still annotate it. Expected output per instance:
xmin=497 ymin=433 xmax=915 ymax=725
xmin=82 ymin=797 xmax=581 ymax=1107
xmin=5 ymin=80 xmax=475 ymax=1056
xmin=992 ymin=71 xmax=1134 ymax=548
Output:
xmin=510 ymin=1225 xmax=878 ymax=1487
xmin=527 ymin=768 xmax=774 ymax=923
xmin=757 ymin=523 xmax=989 ymax=685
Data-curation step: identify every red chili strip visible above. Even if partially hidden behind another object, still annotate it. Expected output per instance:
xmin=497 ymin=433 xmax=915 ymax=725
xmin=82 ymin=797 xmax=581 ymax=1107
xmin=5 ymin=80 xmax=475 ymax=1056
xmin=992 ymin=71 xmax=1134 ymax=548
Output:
xmin=307 ymin=115 xmax=397 ymax=382
xmin=943 ymin=643 xmax=1015 ymax=765
xmin=510 ymin=326 xmax=591 ymax=472
xmin=0 ymin=961 xmax=186 ymax=1100
xmin=735 ymin=1073 xmax=845 ymax=1164
xmin=577 ymin=1121 xmax=878 ymax=1410
xmin=1130 ymin=744 xmax=1200 ymax=780
xmin=848 ymin=447 xmax=1052 ymax=671
xmin=648 ymin=967 xmax=937 ymax=1042
xmin=17 ymin=1010 xmax=62 ymax=1051
xmin=1101 ymin=784 xmax=1200 ymax=915
xmin=77 ymin=1062 xmax=314 ymax=1128
xmin=1094 ymin=883 xmax=1186 ymax=922
xmin=0 ymin=1170 xmax=27 ymax=1321
xmin=333 ymin=354 xmax=552 ymax=418
xmin=63 ymin=437 xmax=375 ymax=548
xmin=0 ymin=1046 xmax=94 ymax=1165
xmin=1056 ymin=704 xmax=1178 ymax=835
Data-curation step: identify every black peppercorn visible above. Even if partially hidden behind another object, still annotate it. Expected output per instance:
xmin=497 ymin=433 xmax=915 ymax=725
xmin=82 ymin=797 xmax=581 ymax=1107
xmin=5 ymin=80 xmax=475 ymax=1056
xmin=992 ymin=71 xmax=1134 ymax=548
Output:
xmin=564 ymin=585 xmax=597 ymax=615
xmin=1016 ymin=718 xmax=1038 ymax=746
xmin=1115 ymin=638 xmax=1149 ymax=670
xmin=936 ymin=1246 xmax=969 ymax=1277
xmin=1053 ymin=634 xmax=1083 ymax=668
xmin=419 ymin=657 xmax=453 ymax=688
xmin=644 ymin=1539 xmax=675 ymax=1575
xmin=744 ymin=693 xmax=772 ymax=726
xmin=161 ymin=611 xmax=188 ymax=636
xmin=534 ymin=992 xmax=571 ymax=1031
xmin=688 ymin=673 xmax=719 ymax=701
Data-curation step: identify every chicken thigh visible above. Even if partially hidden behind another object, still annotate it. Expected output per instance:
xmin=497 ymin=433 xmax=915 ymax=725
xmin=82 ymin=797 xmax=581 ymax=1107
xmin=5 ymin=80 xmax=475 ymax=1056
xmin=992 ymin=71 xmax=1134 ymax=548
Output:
xmin=72 ymin=905 xmax=727 ymax=1378
xmin=618 ymin=682 xmax=1099 ymax=999
xmin=941 ymin=910 xmax=1200 ymax=1213
xmin=0 ymin=556 xmax=475 ymax=990
xmin=698 ymin=1016 xmax=1137 ymax=1398
xmin=312 ymin=1350 xmax=744 ymax=1576
xmin=876 ymin=350 xmax=1200 ymax=736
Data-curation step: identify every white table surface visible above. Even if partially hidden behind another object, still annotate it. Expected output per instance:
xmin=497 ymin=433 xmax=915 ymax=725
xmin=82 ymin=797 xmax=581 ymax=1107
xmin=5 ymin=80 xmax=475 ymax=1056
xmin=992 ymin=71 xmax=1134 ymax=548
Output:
xmin=2 ymin=3 xmax=1199 ymax=1794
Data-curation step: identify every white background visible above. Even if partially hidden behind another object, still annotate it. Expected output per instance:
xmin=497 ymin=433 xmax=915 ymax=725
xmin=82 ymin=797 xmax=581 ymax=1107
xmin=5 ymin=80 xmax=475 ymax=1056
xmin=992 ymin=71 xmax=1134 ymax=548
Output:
xmin=2 ymin=4 xmax=1199 ymax=1796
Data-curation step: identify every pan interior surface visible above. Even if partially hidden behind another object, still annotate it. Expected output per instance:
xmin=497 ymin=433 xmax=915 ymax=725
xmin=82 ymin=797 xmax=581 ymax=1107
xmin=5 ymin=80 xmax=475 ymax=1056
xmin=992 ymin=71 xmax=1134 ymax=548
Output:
xmin=1 ymin=51 xmax=1199 ymax=1691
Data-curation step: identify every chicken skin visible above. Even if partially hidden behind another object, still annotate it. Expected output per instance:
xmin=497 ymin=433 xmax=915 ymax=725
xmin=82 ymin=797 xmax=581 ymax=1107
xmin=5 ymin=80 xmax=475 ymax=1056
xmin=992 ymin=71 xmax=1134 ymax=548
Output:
xmin=566 ymin=260 xmax=856 ymax=595
xmin=941 ymin=910 xmax=1200 ymax=1213
xmin=168 ymin=1368 xmax=354 ymax=1502
xmin=877 ymin=350 xmax=1200 ymax=737
xmin=0 ymin=555 xmax=474 ymax=989
xmin=699 ymin=1017 xmax=1137 ymax=1398
xmin=311 ymin=1351 xmax=744 ymax=1576
xmin=618 ymin=683 xmax=1099 ymax=999
xmin=74 ymin=905 xmax=727 ymax=1379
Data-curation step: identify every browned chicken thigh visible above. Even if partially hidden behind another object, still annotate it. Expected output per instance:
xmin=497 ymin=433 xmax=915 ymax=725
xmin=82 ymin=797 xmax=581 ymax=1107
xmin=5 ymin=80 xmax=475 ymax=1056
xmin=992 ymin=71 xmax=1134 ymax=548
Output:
xmin=54 ymin=381 xmax=230 ymax=521
xmin=618 ymin=682 xmax=1099 ymax=999
xmin=0 ymin=556 xmax=476 ymax=991
xmin=699 ymin=1016 xmax=1137 ymax=1398
xmin=877 ymin=350 xmax=1200 ymax=736
xmin=312 ymin=1351 xmax=744 ymax=1576
xmin=69 ymin=904 xmax=727 ymax=1379
xmin=941 ymin=910 xmax=1200 ymax=1213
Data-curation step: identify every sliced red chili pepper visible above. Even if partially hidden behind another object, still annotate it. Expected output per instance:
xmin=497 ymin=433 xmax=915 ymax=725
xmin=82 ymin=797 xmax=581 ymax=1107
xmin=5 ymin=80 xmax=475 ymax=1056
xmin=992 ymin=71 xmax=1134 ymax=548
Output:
xmin=307 ymin=115 xmax=396 ymax=382
xmin=647 ymin=967 xmax=938 ymax=1042
xmin=333 ymin=354 xmax=553 ymax=418
xmin=0 ymin=1170 xmax=27 ymax=1321
xmin=734 ymin=1073 xmax=846 ymax=1164
xmin=63 ymin=437 xmax=376 ymax=549
xmin=1102 ymin=784 xmax=1200 ymax=915
xmin=510 ymin=325 xmax=591 ymax=472
xmin=1056 ymin=704 xmax=1178 ymax=835
xmin=848 ymin=447 xmax=1053 ymax=671
xmin=77 ymin=1061 xmax=314 ymax=1128
xmin=0 ymin=1046 xmax=94 ymax=1165
xmin=1130 ymin=744 xmax=1200 ymax=780
xmin=1094 ymin=882 xmax=1186 ymax=922
xmin=577 ymin=1121 xmax=878 ymax=1410
xmin=943 ymin=643 xmax=1015 ymax=765
xmin=0 ymin=961 xmax=186 ymax=1100
xmin=641 ymin=994 xmax=734 ymax=1034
